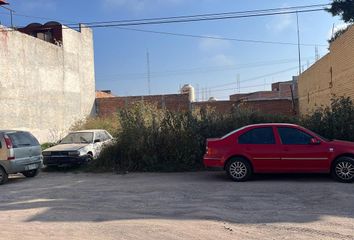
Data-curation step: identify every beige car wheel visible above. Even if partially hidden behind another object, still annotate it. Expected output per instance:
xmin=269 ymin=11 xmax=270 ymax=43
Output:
xmin=0 ymin=167 xmax=8 ymax=185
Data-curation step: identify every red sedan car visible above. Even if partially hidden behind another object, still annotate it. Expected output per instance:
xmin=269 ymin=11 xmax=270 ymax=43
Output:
xmin=204 ymin=123 xmax=354 ymax=183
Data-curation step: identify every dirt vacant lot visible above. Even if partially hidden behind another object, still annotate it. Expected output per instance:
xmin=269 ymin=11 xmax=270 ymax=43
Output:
xmin=0 ymin=171 xmax=353 ymax=240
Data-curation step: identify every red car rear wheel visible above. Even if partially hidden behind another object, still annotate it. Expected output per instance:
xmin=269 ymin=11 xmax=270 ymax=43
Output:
xmin=226 ymin=158 xmax=252 ymax=182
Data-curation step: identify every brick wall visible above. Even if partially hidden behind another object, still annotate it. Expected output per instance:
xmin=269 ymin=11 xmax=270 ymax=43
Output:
xmin=230 ymin=81 xmax=293 ymax=101
xmin=298 ymin=25 xmax=354 ymax=115
xmin=96 ymin=94 xmax=190 ymax=117
xmin=192 ymin=101 xmax=236 ymax=113
xmin=240 ymin=99 xmax=295 ymax=116
xmin=192 ymin=99 xmax=294 ymax=116
xmin=96 ymin=94 xmax=295 ymax=117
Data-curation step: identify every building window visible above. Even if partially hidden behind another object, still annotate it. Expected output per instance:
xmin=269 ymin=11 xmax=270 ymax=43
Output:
xmin=36 ymin=31 xmax=53 ymax=43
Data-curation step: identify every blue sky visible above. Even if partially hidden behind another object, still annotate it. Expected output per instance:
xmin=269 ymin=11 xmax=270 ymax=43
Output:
xmin=0 ymin=0 xmax=345 ymax=100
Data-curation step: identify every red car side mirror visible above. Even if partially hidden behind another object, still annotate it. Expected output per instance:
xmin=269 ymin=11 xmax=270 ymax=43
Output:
xmin=310 ymin=138 xmax=321 ymax=145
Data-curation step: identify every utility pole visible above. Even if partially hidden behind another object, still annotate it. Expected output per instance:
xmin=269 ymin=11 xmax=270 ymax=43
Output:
xmin=296 ymin=11 xmax=302 ymax=76
xmin=196 ymin=84 xmax=199 ymax=102
xmin=236 ymin=74 xmax=240 ymax=93
xmin=0 ymin=4 xmax=14 ymax=28
xmin=146 ymin=50 xmax=151 ymax=95
xmin=315 ymin=45 xmax=319 ymax=61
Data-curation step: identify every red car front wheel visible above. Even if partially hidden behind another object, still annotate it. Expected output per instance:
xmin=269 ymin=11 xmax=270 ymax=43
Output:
xmin=332 ymin=157 xmax=354 ymax=183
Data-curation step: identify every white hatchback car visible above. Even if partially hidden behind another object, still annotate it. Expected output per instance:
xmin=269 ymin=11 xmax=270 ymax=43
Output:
xmin=42 ymin=130 xmax=113 ymax=167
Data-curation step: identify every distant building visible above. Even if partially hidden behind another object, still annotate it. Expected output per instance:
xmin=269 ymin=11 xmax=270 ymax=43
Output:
xmin=0 ymin=22 xmax=95 ymax=142
xmin=96 ymin=90 xmax=116 ymax=98
xmin=227 ymin=80 xmax=297 ymax=115
xmin=298 ymin=25 xmax=354 ymax=115
xmin=230 ymin=81 xmax=296 ymax=102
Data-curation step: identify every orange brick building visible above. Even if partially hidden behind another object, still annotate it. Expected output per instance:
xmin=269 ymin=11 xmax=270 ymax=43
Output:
xmin=298 ymin=25 xmax=354 ymax=115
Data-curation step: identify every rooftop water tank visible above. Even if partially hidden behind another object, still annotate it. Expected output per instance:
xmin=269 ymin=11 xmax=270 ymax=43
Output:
xmin=181 ymin=84 xmax=195 ymax=102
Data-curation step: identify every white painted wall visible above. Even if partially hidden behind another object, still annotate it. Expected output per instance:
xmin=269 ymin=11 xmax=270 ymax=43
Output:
xmin=0 ymin=25 xmax=95 ymax=142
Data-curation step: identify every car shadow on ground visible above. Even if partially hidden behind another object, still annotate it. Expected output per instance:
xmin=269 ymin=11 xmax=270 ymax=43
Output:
xmin=212 ymin=172 xmax=333 ymax=182
xmin=42 ymin=166 xmax=86 ymax=173
xmin=0 ymin=171 xmax=353 ymax=225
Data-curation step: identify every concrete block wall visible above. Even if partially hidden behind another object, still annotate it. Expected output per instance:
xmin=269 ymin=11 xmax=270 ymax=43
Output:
xmin=0 ymin=25 xmax=95 ymax=142
xmin=298 ymin=25 xmax=354 ymax=115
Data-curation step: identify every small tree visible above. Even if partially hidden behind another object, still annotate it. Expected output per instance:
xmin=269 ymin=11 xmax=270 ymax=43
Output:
xmin=327 ymin=0 xmax=354 ymax=23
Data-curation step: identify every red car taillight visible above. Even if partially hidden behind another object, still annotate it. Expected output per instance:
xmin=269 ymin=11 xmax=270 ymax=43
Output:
xmin=4 ymin=135 xmax=15 ymax=160
xmin=206 ymin=146 xmax=214 ymax=155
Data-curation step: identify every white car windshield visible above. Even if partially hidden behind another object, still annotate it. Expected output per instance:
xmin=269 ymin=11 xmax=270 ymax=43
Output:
xmin=60 ymin=132 xmax=94 ymax=144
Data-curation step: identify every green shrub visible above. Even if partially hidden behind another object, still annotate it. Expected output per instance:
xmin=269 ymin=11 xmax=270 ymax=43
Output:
xmin=301 ymin=96 xmax=354 ymax=141
xmin=88 ymin=102 xmax=295 ymax=172
xmin=85 ymin=97 xmax=354 ymax=173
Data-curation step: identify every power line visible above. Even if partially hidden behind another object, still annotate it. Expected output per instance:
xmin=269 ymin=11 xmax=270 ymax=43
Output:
xmin=204 ymin=83 xmax=273 ymax=94
xmin=113 ymin=26 xmax=327 ymax=47
xmin=0 ymin=3 xmax=330 ymax=50
xmin=0 ymin=3 xmax=329 ymax=29
xmin=99 ymin=65 xmax=300 ymax=97
xmin=195 ymin=65 xmax=301 ymax=98
xmin=67 ymin=9 xmax=327 ymax=29
xmin=0 ymin=3 xmax=330 ymax=27
xmin=0 ymin=22 xmax=327 ymax=47
xmin=208 ymin=66 xmax=299 ymax=89
xmin=74 ymin=3 xmax=330 ymax=26
xmin=97 ymin=58 xmax=312 ymax=81
xmin=0 ymin=7 xmax=78 ymax=24
xmin=0 ymin=11 xmax=75 ymax=24
xmin=194 ymin=81 xmax=279 ymax=97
